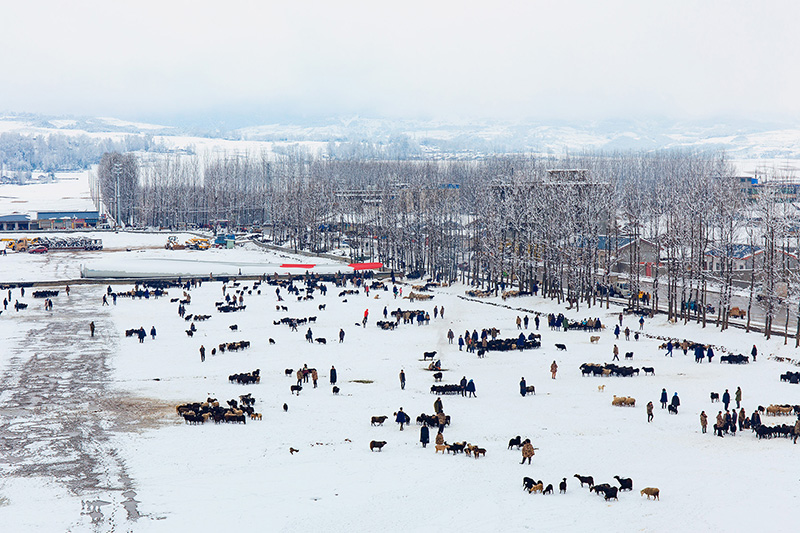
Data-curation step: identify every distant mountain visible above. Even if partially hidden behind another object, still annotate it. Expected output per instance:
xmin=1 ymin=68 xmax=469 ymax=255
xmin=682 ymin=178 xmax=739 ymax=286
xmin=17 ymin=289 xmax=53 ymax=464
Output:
xmin=1 ymin=113 xmax=799 ymax=165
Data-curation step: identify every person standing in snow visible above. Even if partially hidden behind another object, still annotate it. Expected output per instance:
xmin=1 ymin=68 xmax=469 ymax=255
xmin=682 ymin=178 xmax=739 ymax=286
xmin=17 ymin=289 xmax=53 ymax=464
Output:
xmin=311 ymin=368 xmax=318 ymax=388
xmin=722 ymin=389 xmax=730 ymax=411
xmin=330 ymin=366 xmax=337 ymax=385
xmin=396 ymin=408 xmax=406 ymax=431
xmin=735 ymin=387 xmax=742 ymax=409
xmin=339 ymin=328 xmax=345 ymax=343
xmin=460 ymin=376 xmax=467 ymax=397
xmin=520 ymin=377 xmax=527 ymax=397
xmin=671 ymin=392 xmax=680 ymax=412
xmin=89 ymin=321 xmax=95 ymax=338
xmin=150 ymin=326 xmax=157 ymax=340
xmin=534 ymin=315 xmax=540 ymax=330
xmin=420 ymin=424 xmax=430 ymax=448
xmin=466 ymin=379 xmax=476 ymax=397
xmin=199 ymin=345 xmax=205 ymax=362
xmin=660 ymin=388 xmax=668 ymax=409
xmin=399 ymin=369 xmax=406 ymax=390
xmin=520 ymin=439 xmax=534 ymax=465
xmin=447 ymin=329 xmax=454 ymax=344
xmin=433 ymin=396 xmax=443 ymax=414
xmin=647 ymin=401 xmax=654 ymax=423
xmin=550 ymin=361 xmax=558 ymax=379
xmin=700 ymin=411 xmax=708 ymax=433
xmin=751 ymin=345 xmax=757 ymax=362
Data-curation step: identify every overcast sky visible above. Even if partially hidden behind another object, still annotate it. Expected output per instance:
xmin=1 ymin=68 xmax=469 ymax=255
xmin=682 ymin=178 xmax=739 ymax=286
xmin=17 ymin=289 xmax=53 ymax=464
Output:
xmin=1 ymin=1 xmax=798 ymax=126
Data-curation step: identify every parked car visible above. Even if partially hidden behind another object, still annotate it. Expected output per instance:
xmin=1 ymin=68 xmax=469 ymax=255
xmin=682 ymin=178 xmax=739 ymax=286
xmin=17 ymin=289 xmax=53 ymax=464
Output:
xmin=28 ymin=245 xmax=48 ymax=254
xmin=729 ymin=307 xmax=746 ymax=318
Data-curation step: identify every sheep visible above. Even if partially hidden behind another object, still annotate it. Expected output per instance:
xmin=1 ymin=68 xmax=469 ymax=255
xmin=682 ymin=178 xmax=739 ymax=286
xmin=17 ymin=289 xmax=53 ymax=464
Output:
xmin=641 ymin=487 xmax=660 ymax=500
xmin=710 ymin=392 xmax=720 ymax=402
xmin=371 ymin=416 xmax=388 ymax=426
xmin=603 ymin=486 xmax=619 ymax=501
xmin=574 ymin=474 xmax=594 ymax=487
xmin=590 ymin=336 xmax=600 ymax=344
xmin=612 ymin=395 xmax=626 ymax=407
xmin=614 ymin=476 xmax=633 ymax=491
xmin=433 ymin=372 xmax=443 ymax=382
xmin=508 ymin=436 xmax=522 ymax=449
xmin=642 ymin=367 xmax=655 ymax=376
xmin=542 ymin=484 xmax=554 ymax=495
xmin=555 ymin=343 xmax=567 ymax=351
xmin=523 ymin=477 xmax=535 ymax=491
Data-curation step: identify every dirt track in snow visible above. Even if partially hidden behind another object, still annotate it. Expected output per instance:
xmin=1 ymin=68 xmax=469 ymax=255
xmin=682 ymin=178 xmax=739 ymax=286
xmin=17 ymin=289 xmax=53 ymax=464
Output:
xmin=0 ymin=285 xmax=174 ymax=530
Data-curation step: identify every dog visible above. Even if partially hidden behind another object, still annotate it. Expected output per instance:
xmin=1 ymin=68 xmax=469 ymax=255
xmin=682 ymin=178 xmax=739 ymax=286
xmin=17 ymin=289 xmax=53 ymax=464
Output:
xmin=229 ymin=325 xmax=238 ymax=331
xmin=528 ymin=483 xmax=544 ymax=494
xmin=710 ymin=392 xmax=720 ymax=402
xmin=555 ymin=343 xmax=567 ymax=351
xmin=315 ymin=338 xmax=327 ymax=344
xmin=332 ymin=386 xmax=340 ymax=394
xmin=590 ymin=336 xmax=600 ymax=344
xmin=433 ymin=372 xmax=443 ymax=382
xmin=289 ymin=447 xmax=299 ymax=455
xmin=668 ymin=404 xmax=678 ymax=414
xmin=369 ymin=440 xmax=387 ymax=452
xmin=598 ymin=385 xmax=606 ymax=392
xmin=543 ymin=484 xmax=554 ymax=495
xmin=290 ymin=385 xmax=302 ymax=395
xmin=435 ymin=444 xmax=448 ymax=454
xmin=269 ymin=338 xmax=276 ymax=345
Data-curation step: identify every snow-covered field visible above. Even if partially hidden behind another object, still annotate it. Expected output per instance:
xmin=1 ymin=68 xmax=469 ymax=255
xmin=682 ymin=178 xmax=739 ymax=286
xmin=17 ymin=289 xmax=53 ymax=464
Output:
xmin=0 ymin=245 xmax=799 ymax=532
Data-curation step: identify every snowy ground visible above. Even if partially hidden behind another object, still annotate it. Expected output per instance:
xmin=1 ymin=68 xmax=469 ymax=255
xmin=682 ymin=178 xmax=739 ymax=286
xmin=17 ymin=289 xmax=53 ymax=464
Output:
xmin=0 ymin=247 xmax=799 ymax=532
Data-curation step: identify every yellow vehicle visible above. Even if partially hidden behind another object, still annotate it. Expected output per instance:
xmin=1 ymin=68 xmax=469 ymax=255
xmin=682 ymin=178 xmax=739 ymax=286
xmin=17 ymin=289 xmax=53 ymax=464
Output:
xmin=7 ymin=237 xmax=39 ymax=252
xmin=185 ymin=238 xmax=210 ymax=250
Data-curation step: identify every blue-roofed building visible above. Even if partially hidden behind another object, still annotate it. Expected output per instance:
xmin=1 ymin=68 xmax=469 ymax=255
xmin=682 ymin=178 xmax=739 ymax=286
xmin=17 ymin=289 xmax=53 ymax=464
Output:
xmin=35 ymin=210 xmax=101 ymax=229
xmin=704 ymin=245 xmax=763 ymax=272
xmin=0 ymin=213 xmax=32 ymax=231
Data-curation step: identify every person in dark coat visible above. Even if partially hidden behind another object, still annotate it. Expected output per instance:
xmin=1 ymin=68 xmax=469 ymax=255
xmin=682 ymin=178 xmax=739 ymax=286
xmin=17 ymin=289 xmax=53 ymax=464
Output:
xmin=339 ymin=329 xmax=345 ymax=343
xmin=706 ymin=346 xmax=714 ymax=363
xmin=460 ymin=376 xmax=468 ymax=397
xmin=614 ymin=324 xmax=620 ymax=339
xmin=466 ymin=379 xmax=476 ymax=397
xmin=330 ymin=366 xmax=337 ymax=385
xmin=420 ymin=424 xmax=430 ymax=448
xmin=751 ymin=410 xmax=761 ymax=429
xmin=199 ymin=345 xmax=205 ymax=362
xmin=150 ymin=326 xmax=157 ymax=339
xmin=399 ymin=370 xmax=406 ymax=390
xmin=722 ymin=389 xmax=730 ymax=411
xmin=520 ymin=377 xmax=527 ymax=397
xmin=671 ymin=392 xmax=680 ymax=411
xmin=517 ymin=333 xmax=525 ymax=350
xmin=396 ymin=408 xmax=406 ymax=431
xmin=730 ymin=410 xmax=738 ymax=436
xmin=666 ymin=341 xmax=673 ymax=357
xmin=751 ymin=345 xmax=758 ymax=362
xmin=137 ymin=327 xmax=146 ymax=343
xmin=433 ymin=397 xmax=443 ymax=414
xmin=458 ymin=335 xmax=464 ymax=351
xmin=660 ymin=388 xmax=668 ymax=409
xmin=89 ymin=321 xmax=95 ymax=337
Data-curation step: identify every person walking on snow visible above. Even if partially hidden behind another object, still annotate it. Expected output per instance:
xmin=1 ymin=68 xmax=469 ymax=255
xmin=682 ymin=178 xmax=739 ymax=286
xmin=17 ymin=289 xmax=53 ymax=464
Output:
xmin=399 ymin=370 xmax=406 ymax=390
xmin=647 ymin=401 xmax=654 ymax=423
xmin=89 ymin=321 xmax=95 ymax=338
xmin=612 ymin=344 xmax=619 ymax=361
